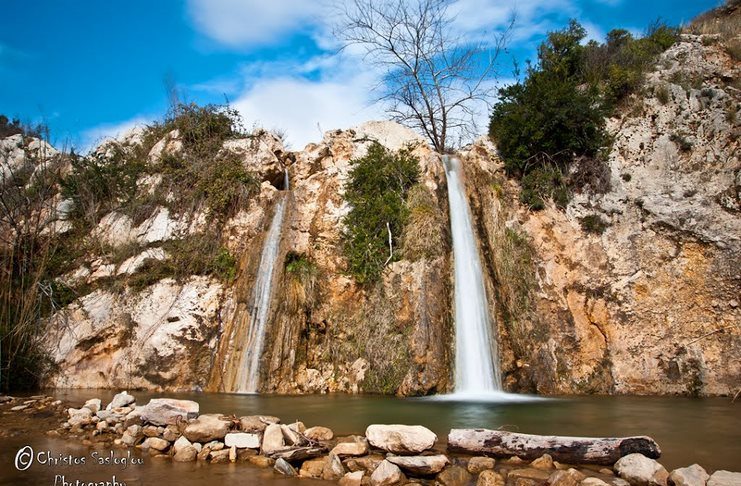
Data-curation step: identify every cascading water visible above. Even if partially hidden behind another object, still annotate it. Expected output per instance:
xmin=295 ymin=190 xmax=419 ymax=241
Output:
xmin=234 ymin=170 xmax=290 ymax=393
xmin=443 ymin=155 xmax=503 ymax=396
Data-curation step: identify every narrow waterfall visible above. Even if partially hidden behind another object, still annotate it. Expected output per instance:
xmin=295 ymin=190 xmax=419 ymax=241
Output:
xmin=443 ymin=155 xmax=502 ymax=394
xmin=234 ymin=170 xmax=290 ymax=393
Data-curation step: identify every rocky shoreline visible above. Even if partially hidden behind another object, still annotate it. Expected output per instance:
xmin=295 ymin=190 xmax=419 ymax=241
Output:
xmin=1 ymin=392 xmax=739 ymax=486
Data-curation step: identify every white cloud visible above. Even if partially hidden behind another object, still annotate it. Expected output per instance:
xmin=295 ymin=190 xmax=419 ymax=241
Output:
xmin=232 ymin=67 xmax=384 ymax=150
xmin=80 ymin=116 xmax=151 ymax=153
xmin=187 ymin=0 xmax=325 ymax=47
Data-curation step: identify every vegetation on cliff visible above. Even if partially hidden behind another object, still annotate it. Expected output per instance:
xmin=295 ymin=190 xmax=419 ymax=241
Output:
xmin=489 ymin=19 xmax=680 ymax=209
xmin=342 ymin=143 xmax=420 ymax=284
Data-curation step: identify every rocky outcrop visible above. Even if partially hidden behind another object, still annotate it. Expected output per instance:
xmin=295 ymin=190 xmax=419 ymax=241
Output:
xmin=463 ymin=32 xmax=740 ymax=396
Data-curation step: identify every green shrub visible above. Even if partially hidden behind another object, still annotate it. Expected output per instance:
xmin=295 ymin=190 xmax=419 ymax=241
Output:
xmin=342 ymin=143 xmax=420 ymax=283
xmin=580 ymin=214 xmax=609 ymax=234
xmin=655 ymin=83 xmax=670 ymax=104
xmin=520 ymin=165 xmax=570 ymax=210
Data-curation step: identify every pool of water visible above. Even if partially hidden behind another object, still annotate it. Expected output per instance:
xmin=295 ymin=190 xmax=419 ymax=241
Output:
xmin=1 ymin=390 xmax=738 ymax=485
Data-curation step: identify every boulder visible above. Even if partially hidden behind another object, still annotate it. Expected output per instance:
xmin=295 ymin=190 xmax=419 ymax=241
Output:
xmin=106 ymin=391 xmax=135 ymax=410
xmin=345 ymin=455 xmax=385 ymax=473
xmin=67 ymin=407 xmax=93 ymax=426
xmin=668 ymin=465 xmax=710 ymax=486
xmin=332 ymin=436 xmax=370 ymax=457
xmin=139 ymin=398 xmax=199 ymax=426
xmin=173 ymin=436 xmax=192 ymax=453
xmin=305 ymin=426 xmax=334 ymax=441
xmin=548 ymin=468 xmax=587 ymax=486
xmin=142 ymin=437 xmax=170 ymax=451
xmin=387 ymin=454 xmax=449 ymax=475
xmin=210 ymin=449 xmax=230 ymax=464
xmin=477 ymin=470 xmax=505 ymax=486
xmin=468 ymin=456 xmax=496 ymax=474
xmin=248 ymin=456 xmax=275 ymax=468
xmin=437 ymin=465 xmax=473 ymax=486
xmin=271 ymin=447 xmax=328 ymax=462
xmin=173 ymin=445 xmax=197 ymax=462
xmin=708 ymin=471 xmax=741 ymax=486
xmin=84 ymin=399 xmax=102 ymax=414
xmin=261 ymin=423 xmax=285 ymax=454
xmin=581 ymin=479 xmax=611 ymax=486
xmin=323 ymin=453 xmax=346 ymax=480
xmin=239 ymin=415 xmax=280 ymax=433
xmin=281 ymin=424 xmax=306 ymax=446
xmin=300 ymin=457 xmax=329 ymax=478
xmin=506 ymin=468 xmax=551 ymax=485
xmin=370 ymin=460 xmax=404 ymax=486
xmin=340 ymin=471 xmax=365 ymax=486
xmin=615 ymin=454 xmax=669 ymax=486
xmin=531 ymin=454 xmax=555 ymax=470
xmin=183 ymin=414 xmax=230 ymax=442
xmin=274 ymin=458 xmax=297 ymax=476
xmin=365 ymin=424 xmax=436 ymax=454
xmin=224 ymin=432 xmax=260 ymax=449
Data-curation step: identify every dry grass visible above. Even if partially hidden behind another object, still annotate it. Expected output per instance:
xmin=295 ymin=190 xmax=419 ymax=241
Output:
xmin=400 ymin=184 xmax=446 ymax=261
xmin=687 ymin=0 xmax=741 ymax=60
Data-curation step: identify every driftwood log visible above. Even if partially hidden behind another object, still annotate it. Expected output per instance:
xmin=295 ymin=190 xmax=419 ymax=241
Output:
xmin=447 ymin=429 xmax=661 ymax=466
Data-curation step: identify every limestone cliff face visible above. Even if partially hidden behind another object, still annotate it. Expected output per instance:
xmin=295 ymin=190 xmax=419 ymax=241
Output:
xmin=465 ymin=33 xmax=740 ymax=396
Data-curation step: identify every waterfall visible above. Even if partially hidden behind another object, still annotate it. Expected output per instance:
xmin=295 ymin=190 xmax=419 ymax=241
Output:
xmin=234 ymin=170 xmax=290 ymax=393
xmin=443 ymin=155 xmax=502 ymax=395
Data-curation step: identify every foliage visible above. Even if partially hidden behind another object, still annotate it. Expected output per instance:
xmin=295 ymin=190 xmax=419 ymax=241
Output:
xmin=490 ymin=18 xmax=679 ymax=210
xmin=579 ymin=214 xmax=609 ymax=234
xmin=284 ymin=252 xmax=320 ymax=314
xmin=400 ymin=184 xmax=446 ymax=260
xmin=342 ymin=143 xmax=420 ymax=283
xmin=0 ymin=114 xmax=48 ymax=139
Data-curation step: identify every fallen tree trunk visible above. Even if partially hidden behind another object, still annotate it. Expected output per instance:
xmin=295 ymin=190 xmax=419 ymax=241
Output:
xmin=447 ymin=429 xmax=661 ymax=465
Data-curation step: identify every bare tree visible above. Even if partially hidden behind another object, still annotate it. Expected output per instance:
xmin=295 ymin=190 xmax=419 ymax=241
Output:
xmin=335 ymin=0 xmax=511 ymax=153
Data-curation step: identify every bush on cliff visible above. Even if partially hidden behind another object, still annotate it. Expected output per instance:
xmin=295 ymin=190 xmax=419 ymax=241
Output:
xmin=489 ymin=19 xmax=678 ymax=210
xmin=343 ymin=143 xmax=420 ymax=284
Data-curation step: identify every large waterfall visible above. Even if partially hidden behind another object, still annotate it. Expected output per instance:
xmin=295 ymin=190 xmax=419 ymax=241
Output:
xmin=234 ymin=170 xmax=290 ymax=393
xmin=443 ymin=156 xmax=503 ymax=395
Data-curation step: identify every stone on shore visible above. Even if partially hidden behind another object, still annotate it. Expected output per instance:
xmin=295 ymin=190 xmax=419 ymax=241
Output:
xmin=262 ymin=423 xmax=285 ymax=454
xmin=581 ymin=479 xmax=611 ymax=486
xmin=332 ymin=436 xmax=370 ymax=457
xmin=183 ymin=414 xmax=230 ymax=442
xmin=345 ymin=455 xmax=385 ymax=473
xmin=669 ymin=465 xmax=709 ymax=486
xmin=173 ymin=436 xmax=192 ymax=453
xmin=386 ymin=454 xmax=449 ymax=475
xmin=224 ymin=432 xmax=260 ymax=449
xmin=615 ymin=454 xmax=669 ymax=486
xmin=468 ymin=456 xmax=496 ymax=474
xmin=305 ymin=425 xmax=334 ymax=441
xmin=281 ymin=423 xmax=306 ymax=446
xmin=142 ymin=437 xmax=170 ymax=451
xmin=239 ymin=415 xmax=280 ymax=433
xmin=274 ymin=457 xmax=297 ymax=476
xmin=300 ymin=457 xmax=328 ymax=478
xmin=506 ymin=467 xmax=551 ymax=485
xmin=477 ymin=470 xmax=505 ymax=486
xmin=139 ymin=398 xmax=199 ymax=426
xmin=106 ymin=391 xmax=135 ymax=410
xmin=365 ymin=424 xmax=436 ymax=454
xmin=323 ymin=453 xmax=346 ymax=480
xmin=370 ymin=460 xmax=404 ymax=486
xmin=531 ymin=453 xmax=555 ymax=470
xmin=339 ymin=471 xmax=364 ymax=486
xmin=248 ymin=455 xmax=275 ymax=468
xmin=437 ymin=465 xmax=473 ymax=486
xmin=548 ymin=468 xmax=587 ymax=486
xmin=67 ymin=407 xmax=93 ymax=426
xmin=173 ymin=445 xmax=197 ymax=462
xmin=83 ymin=398 xmax=102 ymax=414
xmin=708 ymin=471 xmax=741 ymax=486
xmin=271 ymin=446 xmax=328 ymax=462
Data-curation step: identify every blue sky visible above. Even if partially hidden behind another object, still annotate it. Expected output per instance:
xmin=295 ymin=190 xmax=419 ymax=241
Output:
xmin=0 ymin=0 xmax=721 ymax=150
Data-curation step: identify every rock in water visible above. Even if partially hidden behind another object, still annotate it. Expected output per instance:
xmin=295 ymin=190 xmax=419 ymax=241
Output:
xmin=323 ymin=453 xmax=346 ymax=480
xmin=106 ymin=391 xmax=135 ymax=410
xmin=331 ymin=436 xmax=370 ymax=457
xmin=224 ymin=432 xmax=260 ymax=449
xmin=365 ymin=424 xmax=437 ymax=454
xmin=139 ymin=398 xmax=199 ymax=426
xmin=437 ymin=465 xmax=473 ymax=486
xmin=339 ymin=471 xmax=364 ymax=486
xmin=477 ymin=470 xmax=505 ymax=486
xmin=708 ymin=471 xmax=741 ymax=486
xmin=615 ymin=453 xmax=669 ymax=486
xmin=669 ymin=465 xmax=709 ymax=486
xmin=548 ymin=468 xmax=586 ymax=486
xmin=386 ymin=455 xmax=449 ymax=475
xmin=239 ymin=415 xmax=280 ymax=433
xmin=274 ymin=458 xmax=297 ymax=476
xmin=261 ymin=423 xmax=285 ymax=454
xmin=83 ymin=398 xmax=102 ymax=414
xmin=173 ymin=445 xmax=197 ymax=462
xmin=370 ymin=460 xmax=404 ymax=486
xmin=468 ymin=457 xmax=496 ymax=474
xmin=183 ymin=414 xmax=231 ymax=442
xmin=299 ymin=457 xmax=328 ymax=478
xmin=305 ymin=426 xmax=334 ymax=441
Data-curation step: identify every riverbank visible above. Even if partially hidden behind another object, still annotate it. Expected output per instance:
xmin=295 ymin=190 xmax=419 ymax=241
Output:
xmin=1 ymin=392 xmax=739 ymax=486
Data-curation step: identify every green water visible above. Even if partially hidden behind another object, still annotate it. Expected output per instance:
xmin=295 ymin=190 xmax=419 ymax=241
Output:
xmin=1 ymin=390 xmax=739 ymax=485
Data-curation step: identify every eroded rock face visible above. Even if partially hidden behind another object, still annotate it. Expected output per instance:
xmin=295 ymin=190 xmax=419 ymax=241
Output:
xmin=462 ymin=32 xmax=740 ymax=397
